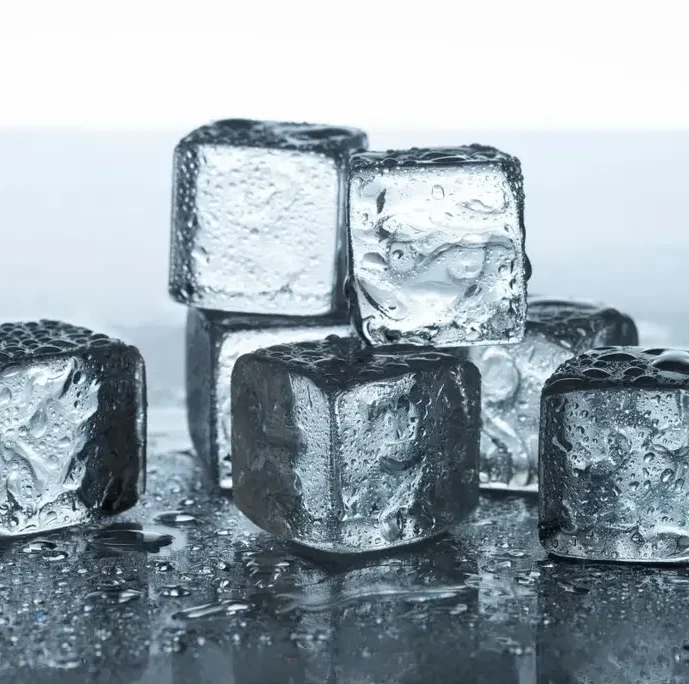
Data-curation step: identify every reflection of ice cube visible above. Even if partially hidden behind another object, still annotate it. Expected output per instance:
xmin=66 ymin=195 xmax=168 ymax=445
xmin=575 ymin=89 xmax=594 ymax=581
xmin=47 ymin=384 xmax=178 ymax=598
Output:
xmin=232 ymin=337 xmax=480 ymax=553
xmin=538 ymin=553 xmax=689 ymax=683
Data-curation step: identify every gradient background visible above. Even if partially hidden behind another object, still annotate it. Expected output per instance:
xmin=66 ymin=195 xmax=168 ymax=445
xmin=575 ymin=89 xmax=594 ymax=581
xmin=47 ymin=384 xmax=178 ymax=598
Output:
xmin=0 ymin=14 xmax=686 ymax=396
xmin=0 ymin=131 xmax=682 ymax=328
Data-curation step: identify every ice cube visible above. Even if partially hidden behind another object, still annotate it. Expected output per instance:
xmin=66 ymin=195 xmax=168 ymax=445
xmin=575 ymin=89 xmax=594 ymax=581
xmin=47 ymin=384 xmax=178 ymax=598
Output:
xmin=169 ymin=119 xmax=368 ymax=316
xmin=186 ymin=309 xmax=352 ymax=489
xmin=470 ymin=298 xmax=638 ymax=491
xmin=539 ymin=346 xmax=689 ymax=562
xmin=347 ymin=145 xmax=529 ymax=347
xmin=231 ymin=336 xmax=480 ymax=553
xmin=0 ymin=320 xmax=145 ymax=536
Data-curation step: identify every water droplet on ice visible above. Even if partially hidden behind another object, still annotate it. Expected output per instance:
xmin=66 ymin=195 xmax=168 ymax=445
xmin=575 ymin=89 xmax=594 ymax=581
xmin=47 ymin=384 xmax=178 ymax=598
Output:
xmin=29 ymin=406 xmax=48 ymax=438
xmin=162 ymin=585 xmax=191 ymax=598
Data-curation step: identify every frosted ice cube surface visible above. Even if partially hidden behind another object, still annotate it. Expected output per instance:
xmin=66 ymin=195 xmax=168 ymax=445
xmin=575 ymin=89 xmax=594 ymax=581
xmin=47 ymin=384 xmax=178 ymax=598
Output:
xmin=0 ymin=320 xmax=146 ymax=536
xmin=169 ymin=119 xmax=368 ymax=316
xmin=231 ymin=336 xmax=480 ymax=553
xmin=185 ymin=309 xmax=351 ymax=489
xmin=470 ymin=298 xmax=637 ymax=491
xmin=347 ymin=146 xmax=529 ymax=347
xmin=540 ymin=346 xmax=689 ymax=562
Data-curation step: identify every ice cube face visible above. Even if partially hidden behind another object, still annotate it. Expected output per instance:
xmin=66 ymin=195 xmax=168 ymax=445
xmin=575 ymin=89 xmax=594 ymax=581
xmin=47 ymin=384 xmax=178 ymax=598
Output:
xmin=0 ymin=321 xmax=146 ymax=537
xmin=231 ymin=337 xmax=480 ymax=553
xmin=186 ymin=309 xmax=352 ymax=489
xmin=539 ymin=347 xmax=689 ymax=562
xmin=470 ymin=299 xmax=638 ymax=491
xmin=347 ymin=146 xmax=528 ymax=347
xmin=169 ymin=119 xmax=368 ymax=316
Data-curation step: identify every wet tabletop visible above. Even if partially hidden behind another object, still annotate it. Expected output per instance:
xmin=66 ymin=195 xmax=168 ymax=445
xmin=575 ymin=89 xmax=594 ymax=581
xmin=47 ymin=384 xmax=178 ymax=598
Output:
xmin=0 ymin=402 xmax=687 ymax=684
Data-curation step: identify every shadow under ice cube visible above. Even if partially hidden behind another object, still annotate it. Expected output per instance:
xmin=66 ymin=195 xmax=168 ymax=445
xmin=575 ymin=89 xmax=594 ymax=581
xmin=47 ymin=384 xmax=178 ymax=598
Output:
xmin=347 ymin=146 xmax=529 ymax=347
xmin=0 ymin=320 xmax=145 ymax=536
xmin=169 ymin=119 xmax=368 ymax=316
xmin=185 ymin=309 xmax=351 ymax=489
xmin=540 ymin=346 xmax=689 ymax=562
xmin=470 ymin=298 xmax=637 ymax=491
xmin=231 ymin=337 xmax=480 ymax=553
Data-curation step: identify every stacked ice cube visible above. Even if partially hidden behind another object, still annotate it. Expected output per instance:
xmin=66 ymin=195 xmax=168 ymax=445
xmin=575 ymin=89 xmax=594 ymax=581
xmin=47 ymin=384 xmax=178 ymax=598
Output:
xmin=170 ymin=120 xmax=368 ymax=489
xmin=170 ymin=120 xmax=535 ymax=553
xmin=172 ymin=118 xmax=683 ymax=565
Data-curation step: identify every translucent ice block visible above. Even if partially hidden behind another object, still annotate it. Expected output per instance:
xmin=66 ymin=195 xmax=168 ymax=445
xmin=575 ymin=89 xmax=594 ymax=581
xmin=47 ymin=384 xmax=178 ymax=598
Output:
xmin=347 ymin=146 xmax=529 ymax=347
xmin=231 ymin=337 xmax=480 ymax=553
xmin=470 ymin=298 xmax=637 ymax=491
xmin=169 ymin=119 xmax=368 ymax=316
xmin=540 ymin=346 xmax=689 ymax=562
xmin=0 ymin=320 xmax=146 ymax=536
xmin=186 ymin=309 xmax=351 ymax=489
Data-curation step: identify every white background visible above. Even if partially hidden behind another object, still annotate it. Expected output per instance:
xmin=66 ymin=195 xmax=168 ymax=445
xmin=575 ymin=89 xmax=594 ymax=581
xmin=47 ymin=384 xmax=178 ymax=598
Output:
xmin=0 ymin=3 xmax=688 ymax=345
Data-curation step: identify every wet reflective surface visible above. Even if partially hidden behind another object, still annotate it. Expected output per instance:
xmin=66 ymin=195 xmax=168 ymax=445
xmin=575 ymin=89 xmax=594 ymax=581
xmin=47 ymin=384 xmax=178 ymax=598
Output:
xmin=3 ymin=327 xmax=689 ymax=682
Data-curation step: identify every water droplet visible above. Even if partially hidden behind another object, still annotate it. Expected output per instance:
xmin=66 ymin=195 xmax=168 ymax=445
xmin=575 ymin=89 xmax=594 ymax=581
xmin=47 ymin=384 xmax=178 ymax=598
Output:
xmin=661 ymin=468 xmax=675 ymax=483
xmin=630 ymin=528 xmax=644 ymax=544
xmin=380 ymin=514 xmax=403 ymax=542
xmin=86 ymin=587 xmax=142 ymax=605
xmin=173 ymin=601 xmax=250 ymax=621
xmin=361 ymin=251 xmax=387 ymax=270
xmin=22 ymin=539 xmax=56 ymax=554
xmin=651 ymin=350 xmax=689 ymax=375
xmin=388 ymin=242 xmax=416 ymax=274
xmin=431 ymin=184 xmax=445 ymax=200
xmin=446 ymin=244 xmax=486 ymax=282
xmin=162 ymin=585 xmax=191 ymax=598
xmin=0 ymin=388 xmax=11 ymax=404
xmin=558 ymin=581 xmax=589 ymax=595
xmin=155 ymin=561 xmax=174 ymax=573
xmin=92 ymin=525 xmax=174 ymax=554
xmin=29 ymin=406 xmax=48 ymax=438
xmin=154 ymin=511 xmax=199 ymax=527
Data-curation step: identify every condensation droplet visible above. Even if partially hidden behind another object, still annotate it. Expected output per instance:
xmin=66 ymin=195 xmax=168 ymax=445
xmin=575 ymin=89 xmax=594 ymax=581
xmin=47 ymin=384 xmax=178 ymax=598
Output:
xmin=431 ymin=184 xmax=445 ymax=200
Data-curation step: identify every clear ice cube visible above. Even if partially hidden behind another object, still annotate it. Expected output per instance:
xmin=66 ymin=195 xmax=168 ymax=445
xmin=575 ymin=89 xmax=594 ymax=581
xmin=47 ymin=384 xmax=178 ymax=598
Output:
xmin=0 ymin=320 xmax=146 ymax=536
xmin=347 ymin=146 xmax=529 ymax=347
xmin=186 ymin=309 xmax=352 ymax=489
xmin=231 ymin=336 xmax=480 ymax=553
xmin=539 ymin=346 xmax=689 ymax=562
xmin=470 ymin=298 xmax=637 ymax=491
xmin=169 ymin=119 xmax=368 ymax=316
